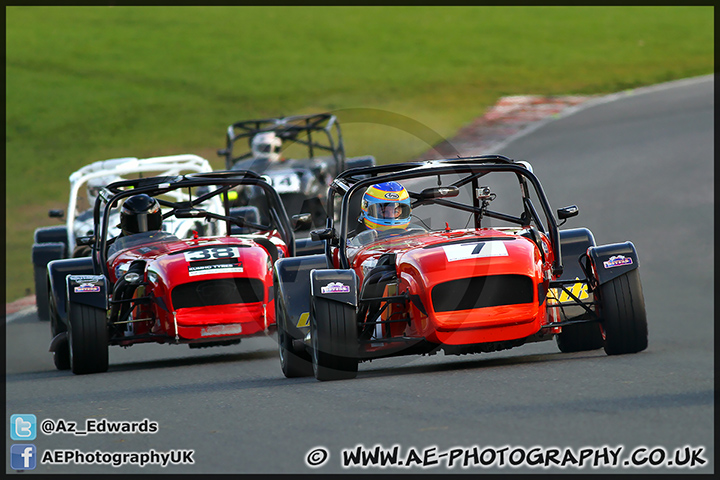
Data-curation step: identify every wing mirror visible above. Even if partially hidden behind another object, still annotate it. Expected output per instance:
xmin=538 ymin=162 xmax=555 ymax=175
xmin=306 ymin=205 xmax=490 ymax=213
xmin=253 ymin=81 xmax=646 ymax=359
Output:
xmin=291 ymin=213 xmax=313 ymax=231
xmin=419 ymin=186 xmax=460 ymax=200
xmin=310 ymin=227 xmax=336 ymax=242
xmin=557 ymin=205 xmax=579 ymax=220
xmin=557 ymin=205 xmax=579 ymax=226
xmin=76 ymin=235 xmax=94 ymax=246
xmin=49 ymin=209 xmax=64 ymax=219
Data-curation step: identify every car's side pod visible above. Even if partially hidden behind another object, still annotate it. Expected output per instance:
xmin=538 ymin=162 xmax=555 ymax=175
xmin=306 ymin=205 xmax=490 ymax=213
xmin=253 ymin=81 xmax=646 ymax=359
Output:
xmin=48 ymin=257 xmax=95 ymax=326
xmin=309 ymin=269 xmax=359 ymax=308
xmin=583 ymin=241 xmax=640 ymax=288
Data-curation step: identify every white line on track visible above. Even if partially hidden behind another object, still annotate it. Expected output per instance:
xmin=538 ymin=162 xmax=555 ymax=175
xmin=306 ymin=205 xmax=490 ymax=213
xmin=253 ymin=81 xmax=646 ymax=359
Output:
xmin=5 ymin=306 xmax=38 ymax=324
xmin=487 ymin=74 xmax=714 ymax=153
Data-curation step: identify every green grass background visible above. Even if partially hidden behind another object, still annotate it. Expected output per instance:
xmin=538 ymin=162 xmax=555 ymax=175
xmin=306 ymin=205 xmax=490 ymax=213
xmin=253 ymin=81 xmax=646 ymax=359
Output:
xmin=5 ymin=6 xmax=713 ymax=303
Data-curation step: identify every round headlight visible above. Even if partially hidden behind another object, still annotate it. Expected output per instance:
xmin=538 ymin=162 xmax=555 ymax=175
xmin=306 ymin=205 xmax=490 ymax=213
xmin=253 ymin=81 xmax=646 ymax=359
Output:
xmin=124 ymin=272 xmax=141 ymax=284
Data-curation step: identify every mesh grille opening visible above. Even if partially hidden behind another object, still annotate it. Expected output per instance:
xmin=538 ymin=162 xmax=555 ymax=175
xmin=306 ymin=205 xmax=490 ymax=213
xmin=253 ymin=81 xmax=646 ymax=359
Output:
xmin=172 ymin=278 xmax=264 ymax=309
xmin=431 ymin=275 xmax=534 ymax=312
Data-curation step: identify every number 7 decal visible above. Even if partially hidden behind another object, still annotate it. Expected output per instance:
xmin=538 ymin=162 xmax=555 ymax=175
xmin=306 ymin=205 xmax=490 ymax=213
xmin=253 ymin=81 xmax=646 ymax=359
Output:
xmin=442 ymin=242 xmax=508 ymax=262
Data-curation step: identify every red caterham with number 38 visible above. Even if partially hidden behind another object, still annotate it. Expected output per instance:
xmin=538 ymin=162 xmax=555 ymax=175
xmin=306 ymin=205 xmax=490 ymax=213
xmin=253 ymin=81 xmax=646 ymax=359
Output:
xmin=47 ymin=171 xmax=311 ymax=374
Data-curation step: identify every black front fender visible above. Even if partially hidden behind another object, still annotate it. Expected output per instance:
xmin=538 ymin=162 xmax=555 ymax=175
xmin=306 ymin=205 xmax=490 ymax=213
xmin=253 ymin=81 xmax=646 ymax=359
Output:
xmin=310 ymin=269 xmax=358 ymax=307
xmin=67 ymin=275 xmax=108 ymax=311
xmin=587 ymin=241 xmax=640 ymax=286
xmin=48 ymin=257 xmax=95 ymax=327
xmin=274 ymin=254 xmax=329 ymax=340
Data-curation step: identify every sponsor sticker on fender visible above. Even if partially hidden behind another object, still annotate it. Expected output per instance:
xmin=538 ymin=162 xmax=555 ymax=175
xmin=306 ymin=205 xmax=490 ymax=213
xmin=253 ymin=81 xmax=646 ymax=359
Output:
xmin=321 ymin=282 xmax=351 ymax=294
xmin=603 ymin=255 xmax=633 ymax=269
xmin=74 ymin=283 xmax=101 ymax=293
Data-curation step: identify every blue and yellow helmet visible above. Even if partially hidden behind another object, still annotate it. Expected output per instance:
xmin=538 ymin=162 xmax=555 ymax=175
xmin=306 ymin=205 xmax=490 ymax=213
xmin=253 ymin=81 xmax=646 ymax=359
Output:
xmin=361 ymin=182 xmax=411 ymax=231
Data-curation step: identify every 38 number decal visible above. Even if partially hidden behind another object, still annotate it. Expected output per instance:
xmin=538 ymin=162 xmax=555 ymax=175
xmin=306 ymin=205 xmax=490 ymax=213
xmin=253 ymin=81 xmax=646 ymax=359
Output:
xmin=184 ymin=247 xmax=239 ymax=262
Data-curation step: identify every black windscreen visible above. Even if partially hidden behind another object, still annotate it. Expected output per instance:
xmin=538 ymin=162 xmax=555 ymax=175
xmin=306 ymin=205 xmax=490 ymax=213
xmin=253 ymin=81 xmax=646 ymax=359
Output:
xmin=431 ymin=275 xmax=534 ymax=312
xmin=171 ymin=278 xmax=264 ymax=309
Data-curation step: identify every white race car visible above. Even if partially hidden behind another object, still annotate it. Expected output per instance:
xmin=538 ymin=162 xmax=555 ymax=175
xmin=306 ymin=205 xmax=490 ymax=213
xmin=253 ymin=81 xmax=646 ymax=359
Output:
xmin=32 ymin=154 xmax=217 ymax=320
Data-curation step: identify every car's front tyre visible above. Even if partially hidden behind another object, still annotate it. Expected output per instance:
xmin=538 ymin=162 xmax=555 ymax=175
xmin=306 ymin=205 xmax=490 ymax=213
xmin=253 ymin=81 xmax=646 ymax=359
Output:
xmin=310 ymin=295 xmax=358 ymax=381
xmin=68 ymin=302 xmax=109 ymax=374
xmin=599 ymin=269 xmax=648 ymax=355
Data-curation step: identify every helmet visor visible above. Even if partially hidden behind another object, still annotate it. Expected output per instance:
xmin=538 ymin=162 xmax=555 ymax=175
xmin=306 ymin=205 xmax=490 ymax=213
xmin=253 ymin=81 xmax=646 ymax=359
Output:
xmin=256 ymin=144 xmax=281 ymax=154
xmin=121 ymin=199 xmax=162 ymax=234
xmin=122 ymin=212 xmax=162 ymax=234
xmin=366 ymin=202 xmax=411 ymax=220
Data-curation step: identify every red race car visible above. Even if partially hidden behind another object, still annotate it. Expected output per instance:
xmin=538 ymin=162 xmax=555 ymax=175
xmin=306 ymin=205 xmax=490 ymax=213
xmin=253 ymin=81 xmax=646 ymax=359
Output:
xmin=274 ymin=156 xmax=648 ymax=380
xmin=47 ymin=170 xmax=311 ymax=374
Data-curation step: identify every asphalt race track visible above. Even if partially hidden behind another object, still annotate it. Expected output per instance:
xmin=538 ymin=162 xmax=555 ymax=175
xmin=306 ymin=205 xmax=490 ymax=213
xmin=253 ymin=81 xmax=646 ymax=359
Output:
xmin=5 ymin=75 xmax=713 ymax=474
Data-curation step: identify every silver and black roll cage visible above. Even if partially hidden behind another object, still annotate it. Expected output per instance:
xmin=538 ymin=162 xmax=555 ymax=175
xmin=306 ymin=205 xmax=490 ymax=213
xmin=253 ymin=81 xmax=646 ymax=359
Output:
xmin=321 ymin=155 xmax=564 ymax=276
xmin=217 ymin=112 xmax=346 ymax=172
xmin=91 ymin=170 xmax=295 ymax=286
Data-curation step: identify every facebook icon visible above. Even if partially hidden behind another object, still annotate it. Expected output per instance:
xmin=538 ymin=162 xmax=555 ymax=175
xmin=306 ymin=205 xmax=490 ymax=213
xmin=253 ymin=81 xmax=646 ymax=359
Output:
xmin=11 ymin=444 xmax=37 ymax=470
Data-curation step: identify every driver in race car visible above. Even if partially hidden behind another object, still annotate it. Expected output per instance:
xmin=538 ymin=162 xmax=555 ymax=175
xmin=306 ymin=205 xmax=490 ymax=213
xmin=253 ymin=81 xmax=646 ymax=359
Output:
xmin=350 ymin=182 xmax=412 ymax=245
xmin=107 ymin=194 xmax=177 ymax=256
xmin=361 ymin=181 xmax=412 ymax=231
xmin=251 ymin=131 xmax=283 ymax=164
xmin=228 ymin=131 xmax=288 ymax=209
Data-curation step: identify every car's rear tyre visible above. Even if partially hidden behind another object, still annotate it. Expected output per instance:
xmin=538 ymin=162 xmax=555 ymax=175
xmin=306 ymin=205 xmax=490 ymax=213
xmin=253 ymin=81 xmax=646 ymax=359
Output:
xmin=34 ymin=265 xmax=50 ymax=321
xmin=48 ymin=288 xmax=71 ymax=370
xmin=276 ymin=296 xmax=313 ymax=378
xmin=68 ymin=302 xmax=109 ymax=374
xmin=310 ymin=296 xmax=358 ymax=381
xmin=49 ymin=287 xmax=64 ymax=336
xmin=599 ymin=269 xmax=648 ymax=355
xmin=53 ymin=338 xmax=71 ymax=370
xmin=556 ymin=316 xmax=604 ymax=353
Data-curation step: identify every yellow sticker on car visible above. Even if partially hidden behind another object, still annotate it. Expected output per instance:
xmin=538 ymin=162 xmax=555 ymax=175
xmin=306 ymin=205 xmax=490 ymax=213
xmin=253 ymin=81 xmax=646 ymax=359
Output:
xmin=296 ymin=312 xmax=310 ymax=328
xmin=547 ymin=278 xmax=589 ymax=303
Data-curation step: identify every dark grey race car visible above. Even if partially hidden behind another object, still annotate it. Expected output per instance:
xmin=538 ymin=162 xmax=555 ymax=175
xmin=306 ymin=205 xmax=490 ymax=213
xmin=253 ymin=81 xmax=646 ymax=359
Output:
xmin=217 ymin=113 xmax=375 ymax=228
